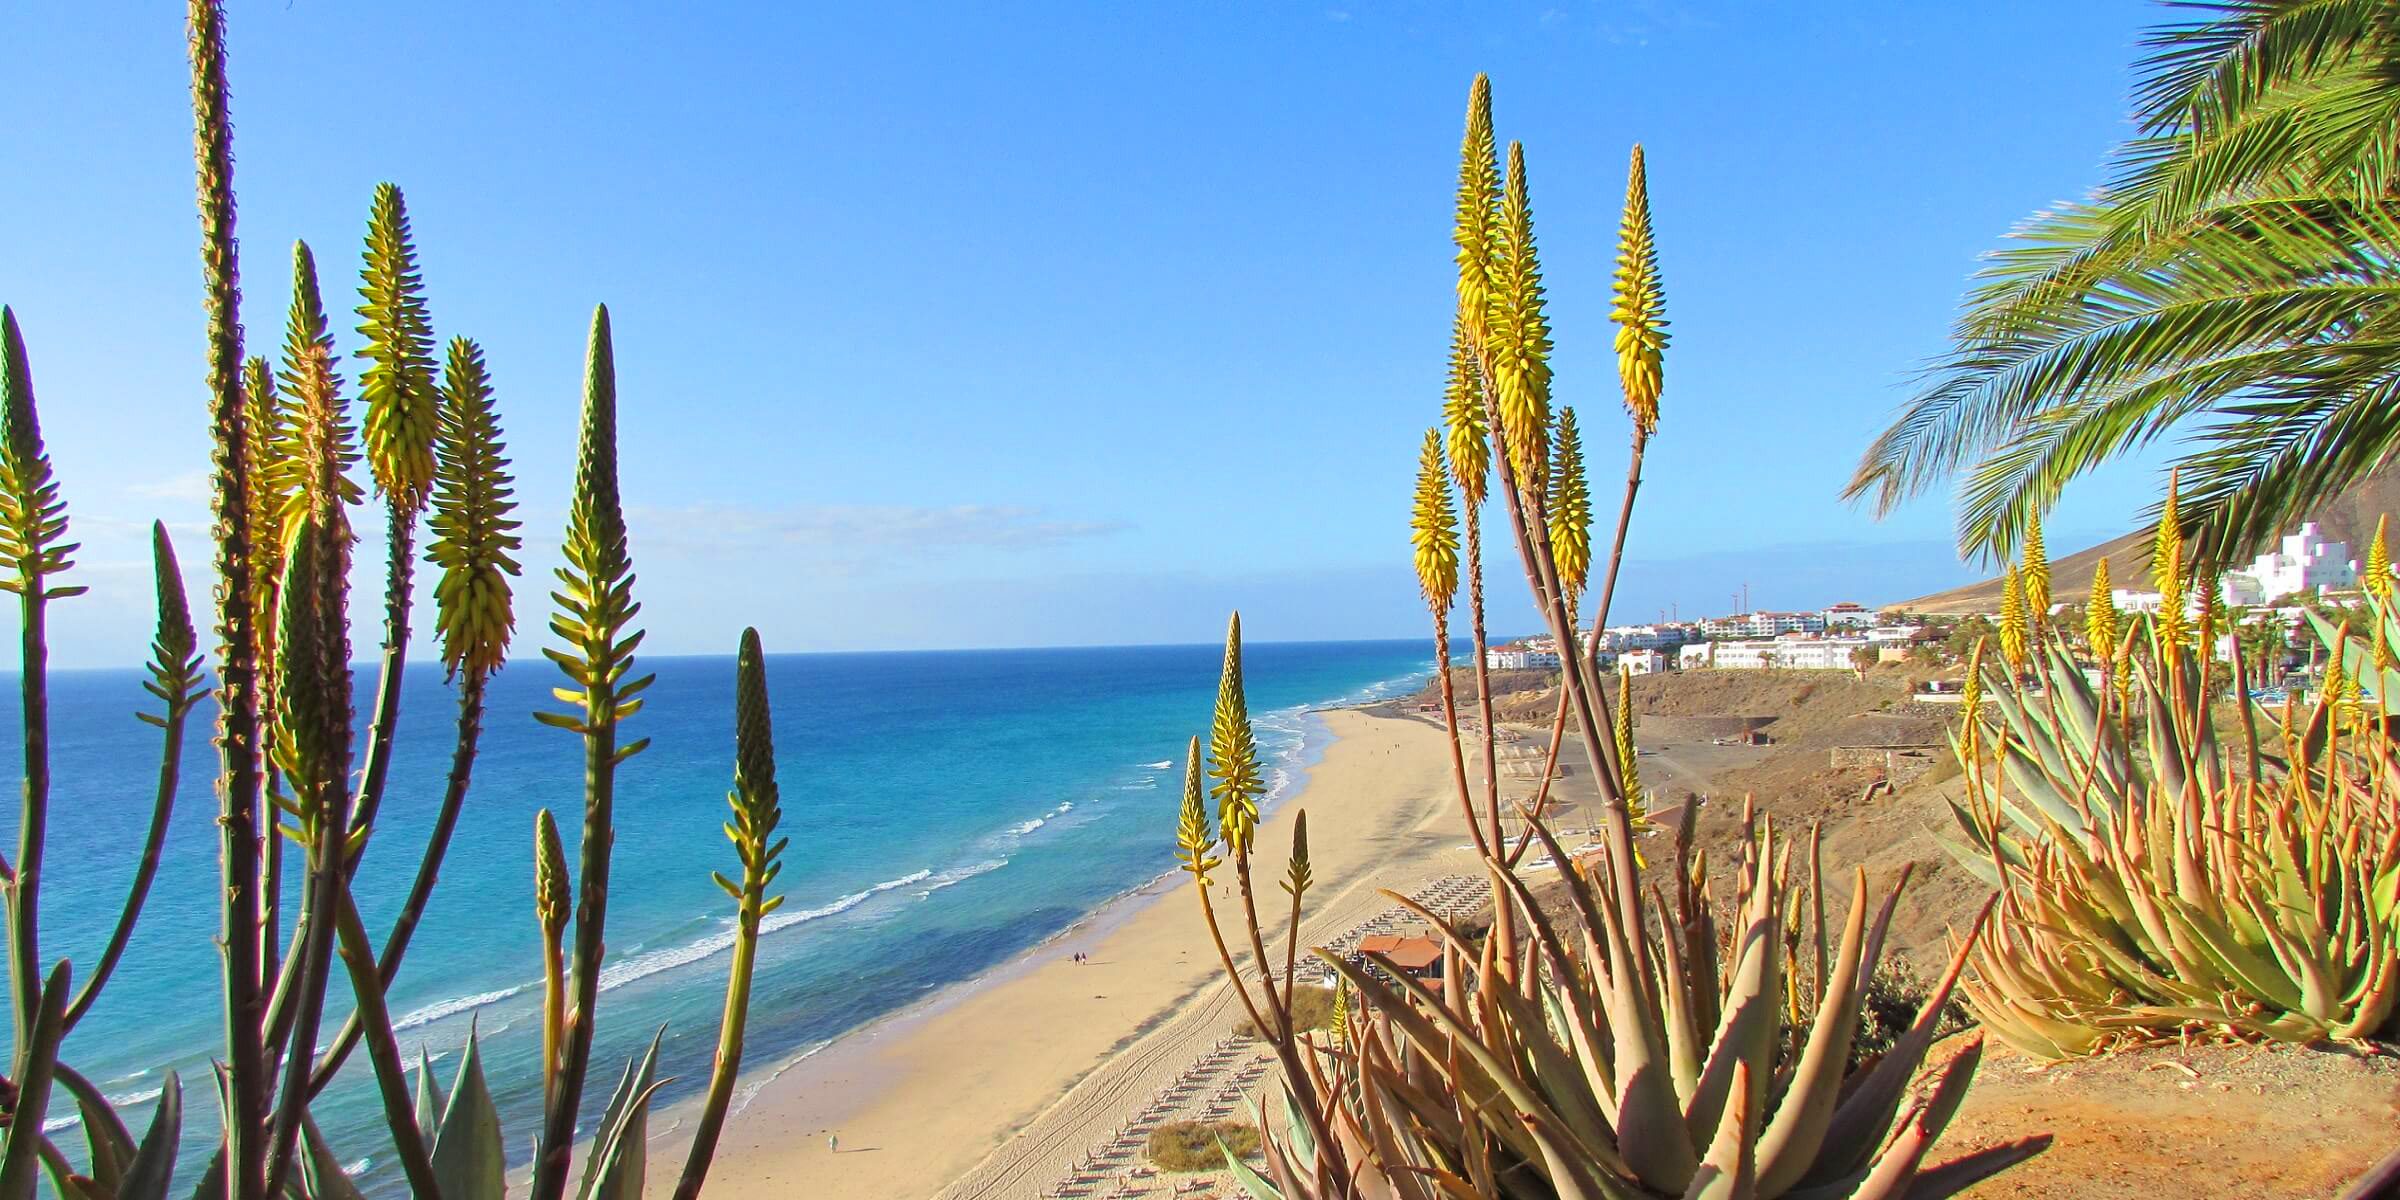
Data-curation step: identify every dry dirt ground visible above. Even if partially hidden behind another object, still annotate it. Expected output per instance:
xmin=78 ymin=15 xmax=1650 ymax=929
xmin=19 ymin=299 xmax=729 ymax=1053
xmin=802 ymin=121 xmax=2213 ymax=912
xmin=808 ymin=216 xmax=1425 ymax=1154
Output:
xmin=1929 ymin=1037 xmax=2399 ymax=1199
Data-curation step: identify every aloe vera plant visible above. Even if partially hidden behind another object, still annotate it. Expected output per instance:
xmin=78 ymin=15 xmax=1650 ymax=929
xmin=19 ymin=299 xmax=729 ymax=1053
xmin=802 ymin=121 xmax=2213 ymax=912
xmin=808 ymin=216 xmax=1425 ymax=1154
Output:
xmin=1948 ymin=598 xmax=2400 ymax=1057
xmin=0 ymin=3 xmax=800 ymax=1196
xmin=1180 ymin=75 xmax=2029 ymax=1199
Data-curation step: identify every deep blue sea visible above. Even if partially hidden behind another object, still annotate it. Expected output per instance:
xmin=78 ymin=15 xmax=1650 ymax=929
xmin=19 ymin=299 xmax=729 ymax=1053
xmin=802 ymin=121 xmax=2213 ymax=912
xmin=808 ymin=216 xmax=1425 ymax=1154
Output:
xmin=0 ymin=639 xmax=1435 ymax=1192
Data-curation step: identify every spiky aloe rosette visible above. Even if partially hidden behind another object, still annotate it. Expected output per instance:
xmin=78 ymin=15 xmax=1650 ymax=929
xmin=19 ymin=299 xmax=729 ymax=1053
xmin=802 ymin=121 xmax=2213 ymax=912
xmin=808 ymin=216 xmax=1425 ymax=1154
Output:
xmin=1946 ymin=621 xmax=2400 ymax=1056
xmin=1274 ymin=811 xmax=2011 ymax=1200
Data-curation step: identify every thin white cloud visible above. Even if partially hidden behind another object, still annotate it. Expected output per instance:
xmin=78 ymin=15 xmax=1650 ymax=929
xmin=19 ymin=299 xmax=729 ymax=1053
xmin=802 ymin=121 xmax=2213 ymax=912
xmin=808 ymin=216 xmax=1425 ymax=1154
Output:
xmin=128 ymin=470 xmax=210 ymax=503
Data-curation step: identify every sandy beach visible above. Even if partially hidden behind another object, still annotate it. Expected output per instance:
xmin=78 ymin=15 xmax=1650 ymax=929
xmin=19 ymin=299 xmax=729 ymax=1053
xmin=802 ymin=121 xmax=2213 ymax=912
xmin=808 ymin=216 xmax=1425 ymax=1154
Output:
xmin=652 ymin=706 xmax=1481 ymax=1199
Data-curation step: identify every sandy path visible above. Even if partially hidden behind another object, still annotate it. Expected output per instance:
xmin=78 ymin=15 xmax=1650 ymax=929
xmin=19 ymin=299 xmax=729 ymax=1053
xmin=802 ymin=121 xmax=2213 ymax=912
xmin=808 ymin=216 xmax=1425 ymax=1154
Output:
xmin=659 ymin=708 xmax=1478 ymax=1200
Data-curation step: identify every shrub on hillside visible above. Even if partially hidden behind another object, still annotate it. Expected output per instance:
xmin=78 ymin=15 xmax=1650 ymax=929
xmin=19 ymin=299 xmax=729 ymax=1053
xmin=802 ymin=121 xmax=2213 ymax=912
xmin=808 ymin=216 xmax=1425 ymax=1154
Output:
xmin=1231 ymin=984 xmax=1336 ymax=1040
xmin=1145 ymin=1120 xmax=1261 ymax=1172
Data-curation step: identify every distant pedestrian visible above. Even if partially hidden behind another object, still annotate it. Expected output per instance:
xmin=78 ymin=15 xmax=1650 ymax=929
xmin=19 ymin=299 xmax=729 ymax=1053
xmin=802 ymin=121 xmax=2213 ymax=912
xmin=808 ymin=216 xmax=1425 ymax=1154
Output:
xmin=828 ymin=1133 xmax=839 ymax=1154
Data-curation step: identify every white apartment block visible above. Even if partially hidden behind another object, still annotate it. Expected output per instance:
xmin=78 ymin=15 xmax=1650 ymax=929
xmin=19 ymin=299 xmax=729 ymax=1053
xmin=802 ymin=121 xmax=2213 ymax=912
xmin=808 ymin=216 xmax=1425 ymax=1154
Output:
xmin=1485 ymin=641 xmax=1562 ymax=671
xmin=1702 ymin=610 xmax=1827 ymax=638
xmin=1681 ymin=637 xmax=1871 ymax=671
xmin=2226 ymin=522 xmax=2356 ymax=603
xmin=1597 ymin=623 xmax=1700 ymax=652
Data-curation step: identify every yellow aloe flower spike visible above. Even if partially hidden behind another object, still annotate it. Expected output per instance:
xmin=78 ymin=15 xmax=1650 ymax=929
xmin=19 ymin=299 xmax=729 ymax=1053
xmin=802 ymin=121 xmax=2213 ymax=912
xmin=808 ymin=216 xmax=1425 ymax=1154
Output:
xmin=2368 ymin=514 xmax=2393 ymax=606
xmin=1442 ymin=315 xmax=1489 ymax=509
xmin=1957 ymin=640 xmax=1986 ymax=769
xmin=1547 ymin=407 xmax=1592 ymax=603
xmin=2153 ymin=472 xmax=2189 ymax=657
xmin=1209 ymin=614 xmax=1265 ymax=856
xmin=1453 ymin=75 xmax=1500 ymax=350
xmin=1611 ymin=144 xmax=1666 ymax=436
xmin=2086 ymin=557 xmax=2119 ymax=661
xmin=1485 ymin=141 xmax=1552 ymax=490
xmin=2021 ymin=507 xmax=2049 ymax=629
xmin=1175 ymin=736 xmax=1221 ymax=886
xmin=1410 ymin=429 xmax=1459 ymax=613
xmin=1998 ymin=565 xmax=2027 ymax=671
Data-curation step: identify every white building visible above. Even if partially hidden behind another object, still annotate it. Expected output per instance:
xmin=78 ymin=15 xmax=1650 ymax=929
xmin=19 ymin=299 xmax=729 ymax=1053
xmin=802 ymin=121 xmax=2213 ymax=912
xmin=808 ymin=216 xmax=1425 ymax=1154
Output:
xmin=1618 ymin=648 xmax=1671 ymax=675
xmin=1822 ymin=603 xmax=1875 ymax=629
xmin=1702 ymin=610 xmax=1827 ymax=638
xmin=1865 ymin=624 xmax=1924 ymax=644
xmin=1681 ymin=636 xmax=1872 ymax=672
xmin=1485 ymin=640 xmax=1562 ymax=671
xmin=1597 ymin=623 xmax=1699 ymax=652
xmin=2227 ymin=522 xmax=2356 ymax=603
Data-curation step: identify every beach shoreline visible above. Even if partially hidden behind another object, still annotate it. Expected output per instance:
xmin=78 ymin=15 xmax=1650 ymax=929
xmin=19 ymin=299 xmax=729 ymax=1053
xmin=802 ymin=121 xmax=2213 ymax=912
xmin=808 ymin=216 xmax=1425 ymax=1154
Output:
xmin=649 ymin=704 xmax=1476 ymax=1199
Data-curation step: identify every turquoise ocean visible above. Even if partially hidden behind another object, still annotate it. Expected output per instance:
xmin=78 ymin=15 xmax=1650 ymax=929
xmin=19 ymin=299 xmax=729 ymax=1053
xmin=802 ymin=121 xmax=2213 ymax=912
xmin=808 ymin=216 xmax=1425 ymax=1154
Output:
xmin=1 ymin=638 xmax=1437 ymax=1193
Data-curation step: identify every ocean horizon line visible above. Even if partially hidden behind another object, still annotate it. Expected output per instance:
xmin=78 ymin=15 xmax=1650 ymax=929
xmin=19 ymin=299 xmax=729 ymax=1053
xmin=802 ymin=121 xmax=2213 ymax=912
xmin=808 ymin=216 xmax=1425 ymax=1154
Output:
xmin=14 ymin=632 xmax=1486 ymax=677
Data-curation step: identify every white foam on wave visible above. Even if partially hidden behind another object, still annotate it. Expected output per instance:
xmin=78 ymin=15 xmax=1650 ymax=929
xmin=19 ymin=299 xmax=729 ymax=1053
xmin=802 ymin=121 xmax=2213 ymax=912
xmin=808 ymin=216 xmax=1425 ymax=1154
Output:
xmin=1007 ymin=817 xmax=1047 ymax=836
xmin=391 ymin=983 xmax=529 ymax=1034
xmin=594 ymin=869 xmax=934 ymax=994
xmin=1142 ymin=760 xmax=1172 ymax=770
xmin=917 ymin=858 xmax=1007 ymax=898
xmin=733 ymin=1039 xmax=832 ymax=1117
xmin=44 ymin=1085 xmax=166 ymax=1133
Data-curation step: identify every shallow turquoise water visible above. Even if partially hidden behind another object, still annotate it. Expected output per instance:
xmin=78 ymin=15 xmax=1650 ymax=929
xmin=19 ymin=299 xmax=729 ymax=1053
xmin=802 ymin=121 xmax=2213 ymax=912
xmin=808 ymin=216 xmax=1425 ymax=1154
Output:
xmin=0 ymin=638 xmax=1436 ymax=1193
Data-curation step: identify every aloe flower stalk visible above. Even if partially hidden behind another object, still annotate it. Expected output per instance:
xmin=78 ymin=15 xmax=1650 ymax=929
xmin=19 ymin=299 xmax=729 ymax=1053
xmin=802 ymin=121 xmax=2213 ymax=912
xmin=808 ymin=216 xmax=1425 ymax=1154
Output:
xmin=185 ymin=4 xmax=272 ymax=1190
xmin=678 ymin=628 xmax=788 ymax=1200
xmin=1612 ymin=144 xmax=1667 ymax=439
xmin=531 ymin=306 xmax=654 ymax=1200
xmin=2087 ymin=557 xmax=2118 ymax=658
xmin=356 ymin=183 xmax=438 ymax=514
xmin=534 ymin=807 xmax=570 ymax=1098
xmin=1485 ymin=141 xmax=1553 ymax=492
xmin=1414 ymin=426 xmax=1490 ymax=859
xmin=1999 ymin=566 xmax=2027 ymax=671
xmin=349 ymin=186 xmax=441 ymax=853
xmin=0 ymin=307 xmax=81 ymax=1170
xmin=1585 ymin=142 xmax=1667 ymax=640
xmin=299 ymin=334 xmax=523 ymax=1104
xmin=261 ymin=239 xmax=345 ymax=1000
xmin=2369 ymin=516 xmax=2393 ymax=606
xmin=262 ymin=501 xmax=354 ymax=1194
xmin=1546 ymin=406 xmax=1592 ymax=607
xmin=1613 ymin=661 xmax=1642 ymax=823
xmin=1442 ymin=313 xmax=1502 ymax=863
xmin=1452 ymin=74 xmax=1499 ymax=350
xmin=2021 ymin=507 xmax=2049 ymax=628
xmin=65 ymin=525 xmax=201 ymax=1031
xmin=1208 ymin=613 xmax=1264 ymax=857
xmin=2154 ymin=472 xmax=2189 ymax=658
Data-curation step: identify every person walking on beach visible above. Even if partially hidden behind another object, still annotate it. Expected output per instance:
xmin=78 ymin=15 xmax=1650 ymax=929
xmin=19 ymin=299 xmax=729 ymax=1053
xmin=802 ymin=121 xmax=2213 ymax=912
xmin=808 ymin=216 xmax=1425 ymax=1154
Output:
xmin=828 ymin=1133 xmax=839 ymax=1154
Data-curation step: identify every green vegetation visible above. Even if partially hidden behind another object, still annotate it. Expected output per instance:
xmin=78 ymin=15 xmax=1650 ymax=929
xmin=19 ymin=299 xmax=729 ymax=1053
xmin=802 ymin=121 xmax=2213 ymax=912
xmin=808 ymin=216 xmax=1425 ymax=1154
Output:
xmin=1177 ymin=75 xmax=2037 ymax=1199
xmin=0 ymin=4 xmax=792 ymax=1196
xmin=1231 ymin=986 xmax=1337 ymax=1041
xmin=1146 ymin=1121 xmax=1262 ymax=1173
xmin=1850 ymin=2 xmax=2400 ymax=566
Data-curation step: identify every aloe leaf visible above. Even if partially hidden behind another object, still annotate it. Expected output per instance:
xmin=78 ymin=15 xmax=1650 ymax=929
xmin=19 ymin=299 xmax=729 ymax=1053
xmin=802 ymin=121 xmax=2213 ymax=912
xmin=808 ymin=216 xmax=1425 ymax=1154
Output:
xmin=1753 ymin=868 xmax=1874 ymax=1196
xmin=116 ymin=1072 xmax=181 ymax=1200
xmin=53 ymin=1064 xmax=137 ymax=1193
xmin=1216 ymin=1133 xmax=1283 ymax=1200
xmin=297 ymin=1113 xmax=367 ymax=1200
xmin=413 ymin=1046 xmax=445 ymax=1138
xmin=578 ymin=1027 xmax=667 ymax=1200
xmin=430 ymin=1031 xmax=506 ymax=1200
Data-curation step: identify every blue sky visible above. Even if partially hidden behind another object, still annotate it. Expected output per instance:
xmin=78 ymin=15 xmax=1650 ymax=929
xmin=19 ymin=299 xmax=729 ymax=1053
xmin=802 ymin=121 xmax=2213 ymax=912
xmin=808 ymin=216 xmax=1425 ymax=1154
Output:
xmin=3 ymin=2 xmax=2162 ymax=668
